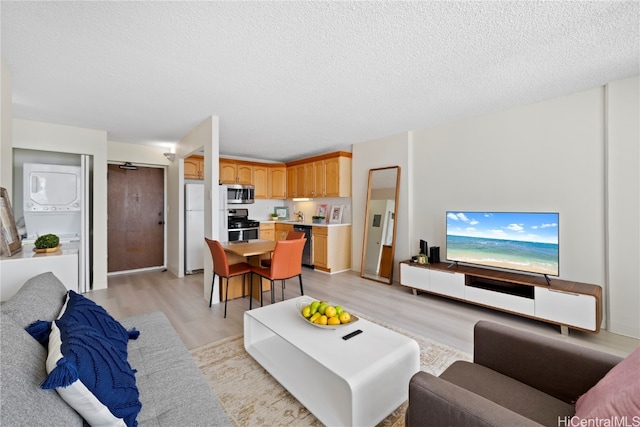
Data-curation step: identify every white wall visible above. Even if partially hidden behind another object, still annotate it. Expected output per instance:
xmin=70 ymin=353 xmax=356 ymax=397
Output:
xmin=606 ymin=76 xmax=640 ymax=338
xmin=1 ymin=60 xmax=12 ymax=199
xmin=352 ymin=133 xmax=410 ymax=281
xmin=12 ymin=119 xmax=109 ymax=290
xmin=173 ymin=116 xmax=219 ymax=302
xmin=107 ymin=141 xmax=171 ymax=166
xmin=412 ymin=87 xmax=606 ymax=285
xmin=352 ymin=78 xmax=639 ymax=338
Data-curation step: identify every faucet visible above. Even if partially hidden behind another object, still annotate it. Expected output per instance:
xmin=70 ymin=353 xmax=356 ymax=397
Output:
xmin=295 ymin=211 xmax=304 ymax=222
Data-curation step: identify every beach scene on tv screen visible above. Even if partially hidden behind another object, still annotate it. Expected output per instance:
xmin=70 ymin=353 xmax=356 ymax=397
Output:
xmin=446 ymin=212 xmax=559 ymax=276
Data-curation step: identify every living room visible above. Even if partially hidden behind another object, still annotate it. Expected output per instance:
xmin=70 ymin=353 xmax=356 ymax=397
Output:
xmin=1 ymin=2 xmax=639 ymax=425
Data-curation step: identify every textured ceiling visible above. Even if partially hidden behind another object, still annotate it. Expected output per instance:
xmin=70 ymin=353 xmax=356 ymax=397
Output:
xmin=1 ymin=1 xmax=639 ymax=162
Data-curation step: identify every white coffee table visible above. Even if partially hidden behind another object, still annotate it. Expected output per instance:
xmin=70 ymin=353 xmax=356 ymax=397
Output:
xmin=244 ymin=296 xmax=420 ymax=426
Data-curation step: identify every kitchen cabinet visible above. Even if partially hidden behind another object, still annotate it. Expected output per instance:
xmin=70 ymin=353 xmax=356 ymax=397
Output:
xmin=313 ymin=160 xmax=324 ymax=197
xmin=259 ymin=222 xmax=275 ymax=241
xmin=323 ymin=156 xmax=351 ymax=197
xmin=217 ymin=151 xmax=349 ymax=199
xmin=275 ymin=223 xmax=293 ymax=241
xmin=219 ymin=159 xmax=253 ymax=185
xmin=184 ymin=155 xmax=204 ymax=180
xmin=312 ymin=227 xmax=328 ymax=269
xmin=312 ymin=225 xmax=351 ymax=273
xmin=254 ymin=164 xmax=287 ymax=200
xmin=286 ymin=164 xmax=307 ymax=199
xmin=269 ymin=166 xmax=287 ymax=199
xmin=285 ymin=152 xmax=351 ymax=199
xmin=221 ymin=158 xmax=286 ymax=199
xmin=301 ymin=160 xmax=324 ymax=198
xmin=286 ymin=167 xmax=296 ymax=199
xmin=253 ymin=165 xmax=269 ymax=199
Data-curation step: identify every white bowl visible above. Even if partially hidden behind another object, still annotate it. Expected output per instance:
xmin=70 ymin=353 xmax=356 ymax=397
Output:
xmin=296 ymin=297 xmax=359 ymax=329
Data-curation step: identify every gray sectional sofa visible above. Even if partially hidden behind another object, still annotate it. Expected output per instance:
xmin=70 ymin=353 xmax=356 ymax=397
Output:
xmin=1 ymin=272 xmax=231 ymax=426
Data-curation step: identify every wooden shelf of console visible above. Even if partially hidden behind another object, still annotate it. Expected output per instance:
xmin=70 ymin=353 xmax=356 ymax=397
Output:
xmin=399 ymin=261 xmax=602 ymax=334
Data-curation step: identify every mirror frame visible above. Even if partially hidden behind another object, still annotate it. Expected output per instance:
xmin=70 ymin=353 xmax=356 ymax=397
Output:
xmin=360 ymin=166 xmax=401 ymax=285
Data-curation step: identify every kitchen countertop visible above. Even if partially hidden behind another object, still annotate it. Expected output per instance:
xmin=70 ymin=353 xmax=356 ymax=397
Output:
xmin=260 ymin=220 xmax=351 ymax=227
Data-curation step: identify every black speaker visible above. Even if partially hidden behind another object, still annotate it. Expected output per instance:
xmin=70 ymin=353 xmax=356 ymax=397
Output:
xmin=429 ymin=246 xmax=440 ymax=264
xmin=419 ymin=239 xmax=428 ymax=255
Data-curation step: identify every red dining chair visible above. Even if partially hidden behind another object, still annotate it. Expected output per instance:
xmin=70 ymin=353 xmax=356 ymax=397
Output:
xmin=205 ymin=238 xmax=252 ymax=318
xmin=260 ymin=230 xmax=305 ymax=268
xmin=250 ymin=238 xmax=306 ymax=307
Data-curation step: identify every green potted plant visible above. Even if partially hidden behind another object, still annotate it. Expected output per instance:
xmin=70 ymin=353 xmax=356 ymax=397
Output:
xmin=34 ymin=233 xmax=60 ymax=253
xmin=312 ymin=215 xmax=325 ymax=224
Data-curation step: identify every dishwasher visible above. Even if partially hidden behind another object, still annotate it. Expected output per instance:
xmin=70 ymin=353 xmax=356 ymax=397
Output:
xmin=293 ymin=225 xmax=313 ymax=268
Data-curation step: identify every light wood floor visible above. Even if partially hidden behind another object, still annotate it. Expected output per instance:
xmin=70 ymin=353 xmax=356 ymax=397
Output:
xmin=88 ymin=268 xmax=639 ymax=357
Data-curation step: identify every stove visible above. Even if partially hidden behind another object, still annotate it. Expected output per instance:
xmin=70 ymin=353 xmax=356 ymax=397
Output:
xmin=227 ymin=209 xmax=260 ymax=241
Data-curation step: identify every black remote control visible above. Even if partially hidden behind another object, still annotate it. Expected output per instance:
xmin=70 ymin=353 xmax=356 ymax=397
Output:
xmin=342 ymin=329 xmax=363 ymax=340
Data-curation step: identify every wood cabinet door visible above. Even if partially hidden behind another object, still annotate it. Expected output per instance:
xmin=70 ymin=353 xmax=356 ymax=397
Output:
xmin=275 ymin=223 xmax=293 ymax=240
xmin=219 ymin=160 xmax=237 ymax=184
xmin=313 ymin=160 xmax=325 ymax=197
xmin=184 ymin=156 xmax=203 ymax=180
xmin=270 ymin=166 xmax=287 ymax=199
xmin=236 ymin=164 xmax=253 ymax=185
xmin=302 ymin=163 xmax=315 ymax=197
xmin=260 ymin=229 xmax=275 ymax=241
xmin=323 ymin=157 xmax=340 ymax=197
xmin=253 ymin=165 xmax=268 ymax=199
xmin=294 ymin=165 xmax=306 ymax=198
xmin=312 ymin=231 xmax=328 ymax=269
xmin=286 ymin=167 xmax=297 ymax=198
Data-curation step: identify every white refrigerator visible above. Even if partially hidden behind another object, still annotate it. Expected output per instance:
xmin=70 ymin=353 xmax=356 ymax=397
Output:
xmin=185 ymin=183 xmax=205 ymax=274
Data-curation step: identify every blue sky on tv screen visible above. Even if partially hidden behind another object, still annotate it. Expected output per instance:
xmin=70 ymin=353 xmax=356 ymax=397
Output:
xmin=446 ymin=212 xmax=558 ymax=244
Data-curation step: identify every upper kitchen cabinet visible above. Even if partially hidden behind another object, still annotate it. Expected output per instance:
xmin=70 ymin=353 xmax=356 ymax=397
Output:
xmin=286 ymin=163 xmax=307 ymax=199
xmin=253 ymin=165 xmax=269 ymax=198
xmin=285 ymin=152 xmax=351 ymax=199
xmin=323 ymin=155 xmax=351 ymax=197
xmin=269 ymin=165 xmax=287 ymax=199
xmin=219 ymin=159 xmax=253 ymax=185
xmin=184 ymin=155 xmax=204 ymax=180
xmin=254 ymin=163 xmax=287 ymax=199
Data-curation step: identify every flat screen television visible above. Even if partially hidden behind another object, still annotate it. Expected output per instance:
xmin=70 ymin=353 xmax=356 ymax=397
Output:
xmin=446 ymin=211 xmax=559 ymax=277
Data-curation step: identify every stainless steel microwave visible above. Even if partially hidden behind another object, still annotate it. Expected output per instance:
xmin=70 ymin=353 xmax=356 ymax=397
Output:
xmin=226 ymin=184 xmax=255 ymax=204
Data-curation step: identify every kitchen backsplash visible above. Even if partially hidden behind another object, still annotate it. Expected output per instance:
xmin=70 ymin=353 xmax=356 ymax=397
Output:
xmin=239 ymin=198 xmax=352 ymax=224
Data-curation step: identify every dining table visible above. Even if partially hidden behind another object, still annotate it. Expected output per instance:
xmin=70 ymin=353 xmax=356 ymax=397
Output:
xmin=220 ymin=239 xmax=276 ymax=302
xmin=221 ymin=239 xmax=276 ymax=259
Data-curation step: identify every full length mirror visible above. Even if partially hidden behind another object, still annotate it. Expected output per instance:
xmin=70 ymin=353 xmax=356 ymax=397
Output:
xmin=361 ymin=166 xmax=400 ymax=284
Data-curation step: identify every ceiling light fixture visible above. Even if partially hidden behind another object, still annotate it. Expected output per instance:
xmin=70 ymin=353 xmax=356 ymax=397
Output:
xmin=118 ymin=162 xmax=138 ymax=170
xmin=163 ymin=152 xmax=176 ymax=162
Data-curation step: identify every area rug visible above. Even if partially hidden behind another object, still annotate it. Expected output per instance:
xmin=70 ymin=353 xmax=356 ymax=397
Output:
xmin=190 ymin=316 xmax=471 ymax=427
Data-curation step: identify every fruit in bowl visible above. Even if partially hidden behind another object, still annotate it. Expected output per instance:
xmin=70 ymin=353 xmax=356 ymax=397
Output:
xmin=298 ymin=298 xmax=356 ymax=327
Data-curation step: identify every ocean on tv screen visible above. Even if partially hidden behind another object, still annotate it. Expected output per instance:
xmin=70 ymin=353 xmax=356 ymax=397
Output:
xmin=446 ymin=212 xmax=559 ymax=276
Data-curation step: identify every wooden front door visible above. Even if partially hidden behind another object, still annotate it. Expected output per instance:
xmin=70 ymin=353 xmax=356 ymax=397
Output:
xmin=107 ymin=164 xmax=164 ymax=272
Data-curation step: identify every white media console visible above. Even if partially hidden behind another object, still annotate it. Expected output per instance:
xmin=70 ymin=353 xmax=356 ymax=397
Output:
xmin=399 ymin=261 xmax=602 ymax=334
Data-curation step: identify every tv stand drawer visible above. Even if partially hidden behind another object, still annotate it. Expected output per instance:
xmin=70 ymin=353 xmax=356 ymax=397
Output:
xmin=535 ymin=287 xmax=597 ymax=331
xmin=465 ymin=285 xmax=535 ymax=316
